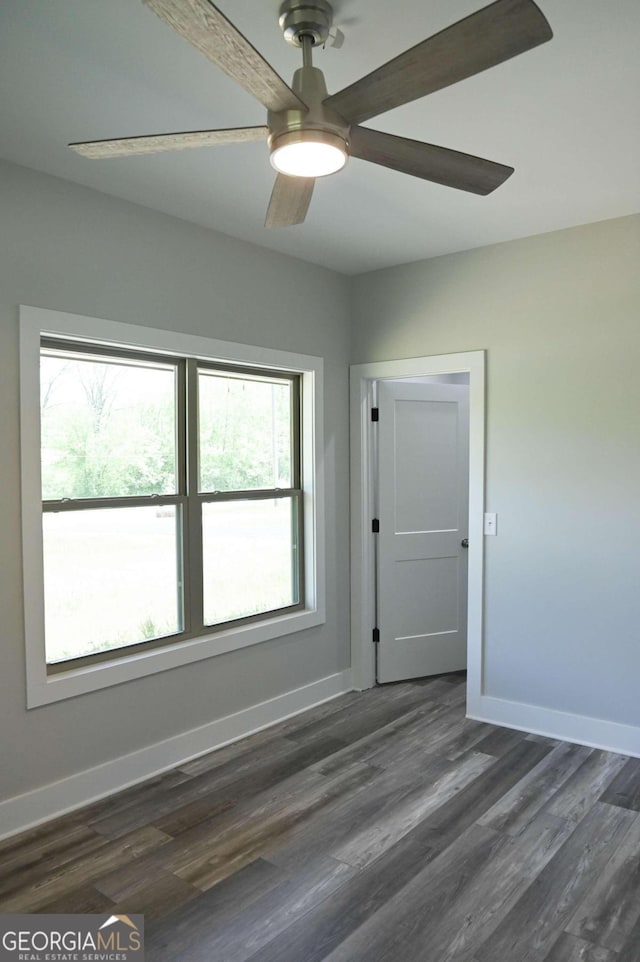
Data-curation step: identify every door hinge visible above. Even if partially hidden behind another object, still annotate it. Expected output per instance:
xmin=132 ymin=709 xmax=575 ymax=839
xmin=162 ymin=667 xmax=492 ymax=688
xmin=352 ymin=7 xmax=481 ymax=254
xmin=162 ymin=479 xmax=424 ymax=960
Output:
xmin=372 ymin=627 xmax=380 ymax=644
xmin=371 ymin=407 xmax=379 ymax=422
xmin=371 ymin=518 xmax=380 ymax=533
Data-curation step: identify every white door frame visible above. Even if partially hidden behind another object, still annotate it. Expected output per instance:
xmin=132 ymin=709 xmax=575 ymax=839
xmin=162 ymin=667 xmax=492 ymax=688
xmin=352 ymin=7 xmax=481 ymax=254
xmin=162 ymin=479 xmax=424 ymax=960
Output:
xmin=349 ymin=351 xmax=486 ymax=716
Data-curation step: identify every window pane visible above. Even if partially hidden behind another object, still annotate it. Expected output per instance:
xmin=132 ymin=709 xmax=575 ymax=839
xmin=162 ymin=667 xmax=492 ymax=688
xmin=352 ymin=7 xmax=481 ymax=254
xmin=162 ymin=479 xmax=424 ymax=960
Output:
xmin=43 ymin=506 xmax=182 ymax=663
xmin=40 ymin=351 xmax=178 ymax=499
xmin=198 ymin=370 xmax=293 ymax=492
xmin=202 ymin=499 xmax=299 ymax=625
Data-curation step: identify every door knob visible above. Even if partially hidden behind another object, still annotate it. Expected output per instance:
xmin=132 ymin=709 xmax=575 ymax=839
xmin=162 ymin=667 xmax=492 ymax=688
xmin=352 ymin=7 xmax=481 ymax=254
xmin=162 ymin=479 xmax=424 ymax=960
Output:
xmin=461 ymin=538 xmax=469 ymax=548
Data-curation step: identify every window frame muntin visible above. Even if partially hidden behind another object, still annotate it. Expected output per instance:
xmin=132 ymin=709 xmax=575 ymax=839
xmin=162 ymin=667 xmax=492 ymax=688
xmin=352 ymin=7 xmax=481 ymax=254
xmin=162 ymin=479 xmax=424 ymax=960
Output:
xmin=40 ymin=338 xmax=305 ymax=672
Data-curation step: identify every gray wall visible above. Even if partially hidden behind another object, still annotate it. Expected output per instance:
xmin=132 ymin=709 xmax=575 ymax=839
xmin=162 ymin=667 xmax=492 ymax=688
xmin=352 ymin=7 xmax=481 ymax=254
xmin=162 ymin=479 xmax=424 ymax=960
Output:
xmin=3 ymin=155 xmax=638 ymax=807
xmin=352 ymin=214 xmax=640 ymax=729
xmin=0 ymin=160 xmax=351 ymax=802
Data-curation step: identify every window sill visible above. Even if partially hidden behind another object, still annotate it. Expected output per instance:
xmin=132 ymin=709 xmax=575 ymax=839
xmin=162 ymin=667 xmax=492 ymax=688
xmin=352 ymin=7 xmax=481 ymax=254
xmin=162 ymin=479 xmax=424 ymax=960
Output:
xmin=27 ymin=606 xmax=325 ymax=708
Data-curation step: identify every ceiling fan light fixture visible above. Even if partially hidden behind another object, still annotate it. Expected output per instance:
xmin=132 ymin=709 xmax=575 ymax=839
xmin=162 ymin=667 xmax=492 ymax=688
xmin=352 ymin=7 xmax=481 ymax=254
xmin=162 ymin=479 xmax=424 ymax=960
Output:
xmin=269 ymin=129 xmax=347 ymax=178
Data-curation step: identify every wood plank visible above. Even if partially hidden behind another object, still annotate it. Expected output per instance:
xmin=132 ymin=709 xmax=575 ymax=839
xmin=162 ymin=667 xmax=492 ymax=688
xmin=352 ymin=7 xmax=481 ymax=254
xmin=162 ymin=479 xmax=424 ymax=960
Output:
xmin=90 ymin=765 xmax=328 ymax=896
xmin=36 ymin=884 xmax=116 ymax=916
xmin=151 ymin=795 xmax=236 ymax=836
xmin=332 ymin=750 xmax=494 ymax=869
xmin=527 ymin=732 xmax=562 ymax=747
xmin=145 ymin=858 xmax=287 ymax=957
xmin=83 ymin=768 xmax=193 ymax=822
xmin=474 ymin=802 xmax=639 ymax=962
xmin=294 ymin=823 xmax=506 ymax=962
xmin=321 ymin=812 xmax=576 ymax=962
xmin=0 ymin=823 xmax=104 ymax=883
xmin=0 ymin=825 xmax=172 ymax=913
xmin=287 ymin=681 xmax=437 ymax=747
xmin=171 ymin=762 xmax=378 ymax=889
xmin=178 ymin=726 xmax=292 ymax=776
xmin=543 ymin=932 xmax=618 ymax=962
xmin=311 ymin=700 xmax=455 ymax=776
xmin=373 ymin=708 xmax=472 ymax=765
xmin=274 ymin=690 xmax=365 ymax=732
xmin=565 ymin=812 xmax=640 ymax=951
xmin=445 ymin=719 xmax=502 ymax=760
xmin=237 ymin=823 xmax=439 ymax=962
xmin=0 ymin=826 xmax=117 ymax=900
xmin=600 ymin=757 xmax=640 ymax=811
xmin=427 ymin=813 xmax=577 ymax=962
xmin=361 ymin=701 xmax=474 ymax=770
xmin=270 ymin=751 xmax=454 ymax=872
xmin=477 ymin=741 xmax=593 ymax=835
xmin=90 ymin=736 xmax=346 ymax=839
xmin=177 ymin=690 xmax=362 ymax=776
xmin=213 ymin=857 xmax=354 ymax=962
xmin=617 ymin=912 xmax=640 ymax=962
xmin=151 ymin=857 xmax=354 ymax=962
xmin=473 ymin=725 xmax=528 ymax=757
xmin=280 ymin=737 xmax=549 ymax=914
xmin=95 ymin=856 xmax=198 ymax=905
xmin=88 ymin=737 xmax=297 ymax=836
xmin=422 ymin=737 xmax=556 ymax=847
xmin=199 ymin=735 xmax=348 ymax=793
xmin=108 ymin=870 xmax=201 ymax=921
xmin=319 ymin=813 xmax=575 ymax=962
xmin=545 ymin=748 xmax=629 ymax=823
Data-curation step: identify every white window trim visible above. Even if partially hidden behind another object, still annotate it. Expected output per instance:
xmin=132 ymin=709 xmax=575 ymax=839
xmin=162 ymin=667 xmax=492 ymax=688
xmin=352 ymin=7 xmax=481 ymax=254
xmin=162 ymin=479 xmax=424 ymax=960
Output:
xmin=20 ymin=306 xmax=325 ymax=708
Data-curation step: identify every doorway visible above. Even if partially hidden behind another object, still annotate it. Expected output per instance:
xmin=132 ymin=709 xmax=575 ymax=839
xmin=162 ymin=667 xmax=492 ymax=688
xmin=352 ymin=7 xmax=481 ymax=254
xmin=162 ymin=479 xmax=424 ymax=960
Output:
xmin=349 ymin=352 xmax=486 ymax=715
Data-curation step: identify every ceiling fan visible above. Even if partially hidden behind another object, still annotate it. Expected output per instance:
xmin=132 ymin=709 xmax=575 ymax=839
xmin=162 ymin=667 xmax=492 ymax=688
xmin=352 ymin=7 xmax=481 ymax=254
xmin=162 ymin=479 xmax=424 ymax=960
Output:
xmin=69 ymin=0 xmax=553 ymax=228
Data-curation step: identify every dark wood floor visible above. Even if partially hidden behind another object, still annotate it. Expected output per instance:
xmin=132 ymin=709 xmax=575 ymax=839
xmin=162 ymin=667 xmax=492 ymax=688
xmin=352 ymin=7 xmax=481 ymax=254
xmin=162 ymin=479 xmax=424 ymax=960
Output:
xmin=2 ymin=674 xmax=640 ymax=961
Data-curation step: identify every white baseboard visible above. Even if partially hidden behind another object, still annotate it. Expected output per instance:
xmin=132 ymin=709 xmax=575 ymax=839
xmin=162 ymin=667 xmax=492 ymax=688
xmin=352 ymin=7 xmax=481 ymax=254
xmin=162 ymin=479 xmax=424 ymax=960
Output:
xmin=468 ymin=693 xmax=640 ymax=759
xmin=0 ymin=669 xmax=353 ymax=842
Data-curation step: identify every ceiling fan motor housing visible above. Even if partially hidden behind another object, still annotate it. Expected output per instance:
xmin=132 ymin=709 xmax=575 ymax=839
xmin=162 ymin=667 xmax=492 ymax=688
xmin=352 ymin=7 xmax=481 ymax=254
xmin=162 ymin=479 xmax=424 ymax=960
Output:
xmin=278 ymin=0 xmax=334 ymax=47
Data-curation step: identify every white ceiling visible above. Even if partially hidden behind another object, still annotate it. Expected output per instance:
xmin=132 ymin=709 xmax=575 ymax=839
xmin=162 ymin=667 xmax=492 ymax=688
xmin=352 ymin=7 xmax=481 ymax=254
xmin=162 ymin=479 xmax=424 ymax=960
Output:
xmin=1 ymin=0 xmax=638 ymax=274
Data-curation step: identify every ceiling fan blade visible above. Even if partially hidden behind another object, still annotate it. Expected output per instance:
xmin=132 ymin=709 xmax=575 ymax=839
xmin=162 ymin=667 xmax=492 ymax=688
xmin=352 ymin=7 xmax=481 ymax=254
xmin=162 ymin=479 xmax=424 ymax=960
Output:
xmin=350 ymin=126 xmax=514 ymax=195
xmin=143 ymin=0 xmax=306 ymax=112
xmin=265 ymin=175 xmax=315 ymax=228
xmin=69 ymin=126 xmax=269 ymax=159
xmin=324 ymin=0 xmax=553 ymax=125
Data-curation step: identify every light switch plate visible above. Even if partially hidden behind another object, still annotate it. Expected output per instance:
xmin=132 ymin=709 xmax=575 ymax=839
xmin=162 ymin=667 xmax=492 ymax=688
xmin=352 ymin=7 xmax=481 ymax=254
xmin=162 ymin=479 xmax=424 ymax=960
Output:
xmin=484 ymin=512 xmax=497 ymax=536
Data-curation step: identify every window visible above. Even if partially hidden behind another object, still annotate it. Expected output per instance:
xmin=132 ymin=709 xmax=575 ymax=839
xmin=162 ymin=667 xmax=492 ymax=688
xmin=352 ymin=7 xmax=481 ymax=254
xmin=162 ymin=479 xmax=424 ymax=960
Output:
xmin=21 ymin=307 xmax=324 ymax=706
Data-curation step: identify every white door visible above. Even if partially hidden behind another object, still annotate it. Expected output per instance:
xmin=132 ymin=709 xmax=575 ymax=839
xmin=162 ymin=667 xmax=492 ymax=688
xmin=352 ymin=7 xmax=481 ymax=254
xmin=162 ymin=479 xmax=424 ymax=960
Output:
xmin=376 ymin=380 xmax=469 ymax=683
